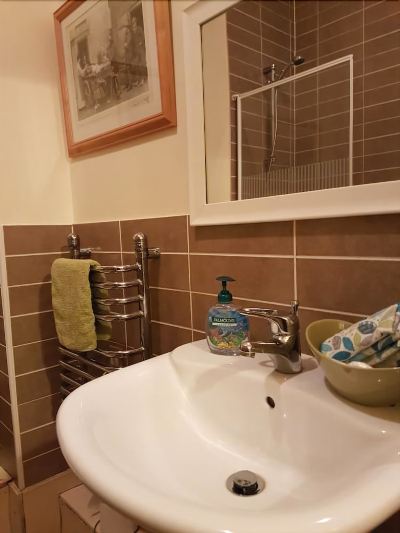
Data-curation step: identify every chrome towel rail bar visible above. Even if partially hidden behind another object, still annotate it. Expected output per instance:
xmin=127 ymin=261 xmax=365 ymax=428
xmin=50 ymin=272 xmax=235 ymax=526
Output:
xmin=59 ymin=232 xmax=160 ymax=398
xmin=92 ymin=279 xmax=142 ymax=289
xmin=94 ymin=311 xmax=144 ymax=322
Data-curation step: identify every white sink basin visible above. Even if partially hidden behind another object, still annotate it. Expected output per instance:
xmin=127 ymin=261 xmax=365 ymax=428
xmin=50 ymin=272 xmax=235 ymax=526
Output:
xmin=57 ymin=340 xmax=400 ymax=533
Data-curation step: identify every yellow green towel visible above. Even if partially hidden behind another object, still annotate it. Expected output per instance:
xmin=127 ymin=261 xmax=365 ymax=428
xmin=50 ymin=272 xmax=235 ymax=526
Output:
xmin=51 ymin=258 xmax=112 ymax=351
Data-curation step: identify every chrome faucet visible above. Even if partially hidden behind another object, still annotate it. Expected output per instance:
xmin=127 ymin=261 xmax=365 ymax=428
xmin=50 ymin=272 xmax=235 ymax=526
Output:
xmin=238 ymin=301 xmax=302 ymax=374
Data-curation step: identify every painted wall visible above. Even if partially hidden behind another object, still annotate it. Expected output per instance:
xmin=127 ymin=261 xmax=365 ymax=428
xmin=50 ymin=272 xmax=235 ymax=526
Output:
xmin=0 ymin=1 xmax=73 ymax=225
xmin=70 ymin=1 xmax=192 ymax=223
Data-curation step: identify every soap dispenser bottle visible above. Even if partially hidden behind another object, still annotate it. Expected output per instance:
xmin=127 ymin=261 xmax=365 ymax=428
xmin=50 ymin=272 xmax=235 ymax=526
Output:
xmin=206 ymin=276 xmax=249 ymax=355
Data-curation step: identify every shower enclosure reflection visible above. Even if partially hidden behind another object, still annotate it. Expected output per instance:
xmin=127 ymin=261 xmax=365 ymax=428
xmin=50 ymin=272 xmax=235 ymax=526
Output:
xmin=235 ymin=55 xmax=352 ymax=200
xmin=200 ymin=0 xmax=399 ymax=205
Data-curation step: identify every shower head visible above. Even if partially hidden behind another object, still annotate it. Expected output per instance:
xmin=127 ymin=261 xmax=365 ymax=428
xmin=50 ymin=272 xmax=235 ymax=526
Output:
xmin=292 ymin=55 xmax=305 ymax=66
xmin=277 ymin=55 xmax=305 ymax=80
xmin=263 ymin=56 xmax=305 ymax=80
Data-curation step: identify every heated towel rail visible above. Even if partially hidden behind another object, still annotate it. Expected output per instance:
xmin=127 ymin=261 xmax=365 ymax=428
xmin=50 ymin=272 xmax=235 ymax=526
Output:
xmin=59 ymin=232 xmax=160 ymax=398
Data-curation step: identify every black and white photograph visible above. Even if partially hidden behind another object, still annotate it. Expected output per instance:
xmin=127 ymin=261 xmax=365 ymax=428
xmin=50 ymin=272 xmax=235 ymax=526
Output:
xmin=69 ymin=0 xmax=148 ymax=121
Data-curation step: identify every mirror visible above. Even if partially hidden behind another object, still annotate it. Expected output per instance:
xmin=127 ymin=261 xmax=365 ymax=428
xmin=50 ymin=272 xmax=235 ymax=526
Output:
xmin=182 ymin=0 xmax=400 ymax=224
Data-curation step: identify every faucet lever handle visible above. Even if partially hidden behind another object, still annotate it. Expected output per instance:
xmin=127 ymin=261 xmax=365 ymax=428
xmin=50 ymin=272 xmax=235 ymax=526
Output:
xmin=291 ymin=300 xmax=299 ymax=316
xmin=239 ymin=307 xmax=278 ymax=318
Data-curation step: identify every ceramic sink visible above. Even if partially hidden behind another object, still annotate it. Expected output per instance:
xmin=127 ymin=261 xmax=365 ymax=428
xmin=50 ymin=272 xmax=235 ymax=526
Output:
xmin=57 ymin=340 xmax=400 ymax=533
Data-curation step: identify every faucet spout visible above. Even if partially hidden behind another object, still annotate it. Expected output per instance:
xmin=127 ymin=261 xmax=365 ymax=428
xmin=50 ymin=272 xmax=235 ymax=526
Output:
xmin=238 ymin=301 xmax=302 ymax=374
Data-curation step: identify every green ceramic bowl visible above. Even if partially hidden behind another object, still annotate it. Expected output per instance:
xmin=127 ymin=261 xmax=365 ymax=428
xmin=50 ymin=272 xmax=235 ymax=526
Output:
xmin=305 ymin=319 xmax=400 ymax=407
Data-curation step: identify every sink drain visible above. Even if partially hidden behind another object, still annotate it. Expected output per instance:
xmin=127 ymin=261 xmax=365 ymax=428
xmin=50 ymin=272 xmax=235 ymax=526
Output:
xmin=226 ymin=470 xmax=265 ymax=496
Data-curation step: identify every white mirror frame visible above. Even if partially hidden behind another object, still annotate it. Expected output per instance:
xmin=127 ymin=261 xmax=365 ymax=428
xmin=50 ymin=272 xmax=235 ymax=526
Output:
xmin=182 ymin=0 xmax=400 ymax=226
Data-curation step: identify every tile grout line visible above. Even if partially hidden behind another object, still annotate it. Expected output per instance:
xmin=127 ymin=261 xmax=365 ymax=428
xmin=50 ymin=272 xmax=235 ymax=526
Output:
xmin=18 ymin=391 xmax=60 ymax=407
xmin=293 ymin=221 xmax=298 ymax=300
xmin=23 ymin=446 xmax=61 ymax=464
xmin=152 ymin=320 xmax=193 ymax=333
xmin=20 ymin=420 xmax=55 ymax=436
xmin=0 ymin=226 xmax=25 ymax=488
xmin=13 ymin=337 xmax=58 ymax=349
xmin=5 ymin=252 xmax=70 ymax=258
xmin=0 ymin=393 xmax=11 ymax=406
xmin=0 ymin=419 xmax=13 ymax=435
xmin=11 ymin=309 xmax=53 ymax=319
xmin=16 ymin=364 xmax=59 ymax=378
xmin=186 ymin=217 xmax=194 ymax=342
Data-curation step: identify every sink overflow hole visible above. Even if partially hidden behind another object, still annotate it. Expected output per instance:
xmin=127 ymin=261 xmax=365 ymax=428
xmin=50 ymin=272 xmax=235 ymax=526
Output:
xmin=226 ymin=471 xmax=265 ymax=496
xmin=266 ymin=396 xmax=275 ymax=408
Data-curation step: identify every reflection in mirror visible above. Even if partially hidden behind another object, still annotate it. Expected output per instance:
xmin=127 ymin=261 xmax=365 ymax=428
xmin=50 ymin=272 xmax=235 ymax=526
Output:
xmin=201 ymin=0 xmax=400 ymax=204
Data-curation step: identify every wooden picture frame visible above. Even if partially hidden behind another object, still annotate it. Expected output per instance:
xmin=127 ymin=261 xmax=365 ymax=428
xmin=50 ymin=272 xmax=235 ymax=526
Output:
xmin=54 ymin=0 xmax=176 ymax=157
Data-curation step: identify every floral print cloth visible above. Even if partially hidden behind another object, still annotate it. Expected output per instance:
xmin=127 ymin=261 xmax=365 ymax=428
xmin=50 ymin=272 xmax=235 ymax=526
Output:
xmin=320 ymin=304 xmax=400 ymax=366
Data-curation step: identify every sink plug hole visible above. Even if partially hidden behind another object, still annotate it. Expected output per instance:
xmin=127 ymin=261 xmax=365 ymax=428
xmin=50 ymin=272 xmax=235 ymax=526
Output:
xmin=266 ymin=396 xmax=275 ymax=408
xmin=226 ymin=470 xmax=265 ymax=496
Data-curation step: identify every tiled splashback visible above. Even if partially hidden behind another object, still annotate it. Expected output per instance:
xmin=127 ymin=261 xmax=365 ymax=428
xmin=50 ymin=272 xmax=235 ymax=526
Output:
xmin=0 ymin=285 xmax=16 ymax=480
xmin=1 ymin=213 xmax=400 ymax=487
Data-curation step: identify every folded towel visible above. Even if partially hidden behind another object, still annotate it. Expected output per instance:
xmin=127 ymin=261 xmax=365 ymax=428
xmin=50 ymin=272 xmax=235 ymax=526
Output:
xmin=51 ymin=258 xmax=112 ymax=352
xmin=320 ymin=303 xmax=400 ymax=366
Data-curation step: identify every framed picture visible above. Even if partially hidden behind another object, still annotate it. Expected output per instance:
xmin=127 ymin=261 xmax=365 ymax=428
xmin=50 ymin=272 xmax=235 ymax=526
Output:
xmin=54 ymin=0 xmax=176 ymax=157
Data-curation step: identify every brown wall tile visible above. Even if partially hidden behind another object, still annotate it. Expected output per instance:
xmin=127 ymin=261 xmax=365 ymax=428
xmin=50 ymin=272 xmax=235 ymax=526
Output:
xmin=74 ymin=221 xmax=120 ymax=251
xmin=0 ymin=423 xmax=16 ymax=479
xmin=14 ymin=338 xmax=60 ymax=375
xmin=11 ymin=312 xmax=56 ymax=346
xmin=0 ymin=372 xmax=10 ymax=403
xmin=4 ymin=225 xmax=70 ymax=255
xmin=16 ymin=366 xmax=60 ymax=404
xmin=0 ymin=396 xmax=12 ymax=431
xmin=151 ymin=323 xmax=192 ymax=356
xmin=23 ymin=448 xmax=67 ymax=487
xmin=9 ymin=284 xmax=52 ymax=316
xmin=124 ymin=254 xmax=189 ymax=291
xmin=121 ymin=216 xmax=188 ymax=253
xmin=6 ymin=254 xmax=66 ymax=286
xmin=0 ymin=345 xmax=7 ymax=375
xmin=21 ymin=422 xmax=58 ymax=461
xmin=297 ymin=214 xmax=400 ymax=257
xmin=0 ymin=318 xmax=5 ymax=346
xmin=150 ymin=289 xmax=191 ymax=328
xmin=19 ymin=393 xmax=61 ymax=433
xmin=189 ymin=221 xmax=293 ymax=255
xmin=297 ymin=258 xmax=399 ymax=315
xmin=190 ymin=255 xmax=294 ymax=304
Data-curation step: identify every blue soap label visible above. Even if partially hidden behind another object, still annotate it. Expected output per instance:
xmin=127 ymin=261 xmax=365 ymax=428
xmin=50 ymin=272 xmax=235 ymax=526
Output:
xmin=207 ymin=308 xmax=249 ymax=351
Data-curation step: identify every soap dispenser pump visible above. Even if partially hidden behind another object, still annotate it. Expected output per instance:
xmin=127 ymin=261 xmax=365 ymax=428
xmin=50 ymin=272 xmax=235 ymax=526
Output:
xmin=206 ymin=276 xmax=249 ymax=355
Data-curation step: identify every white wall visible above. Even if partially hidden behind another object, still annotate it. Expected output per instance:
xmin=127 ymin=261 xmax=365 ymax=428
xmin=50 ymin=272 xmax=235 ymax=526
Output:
xmin=0 ymin=1 xmax=195 ymax=225
xmin=70 ymin=1 xmax=192 ymax=223
xmin=0 ymin=1 xmax=73 ymax=225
